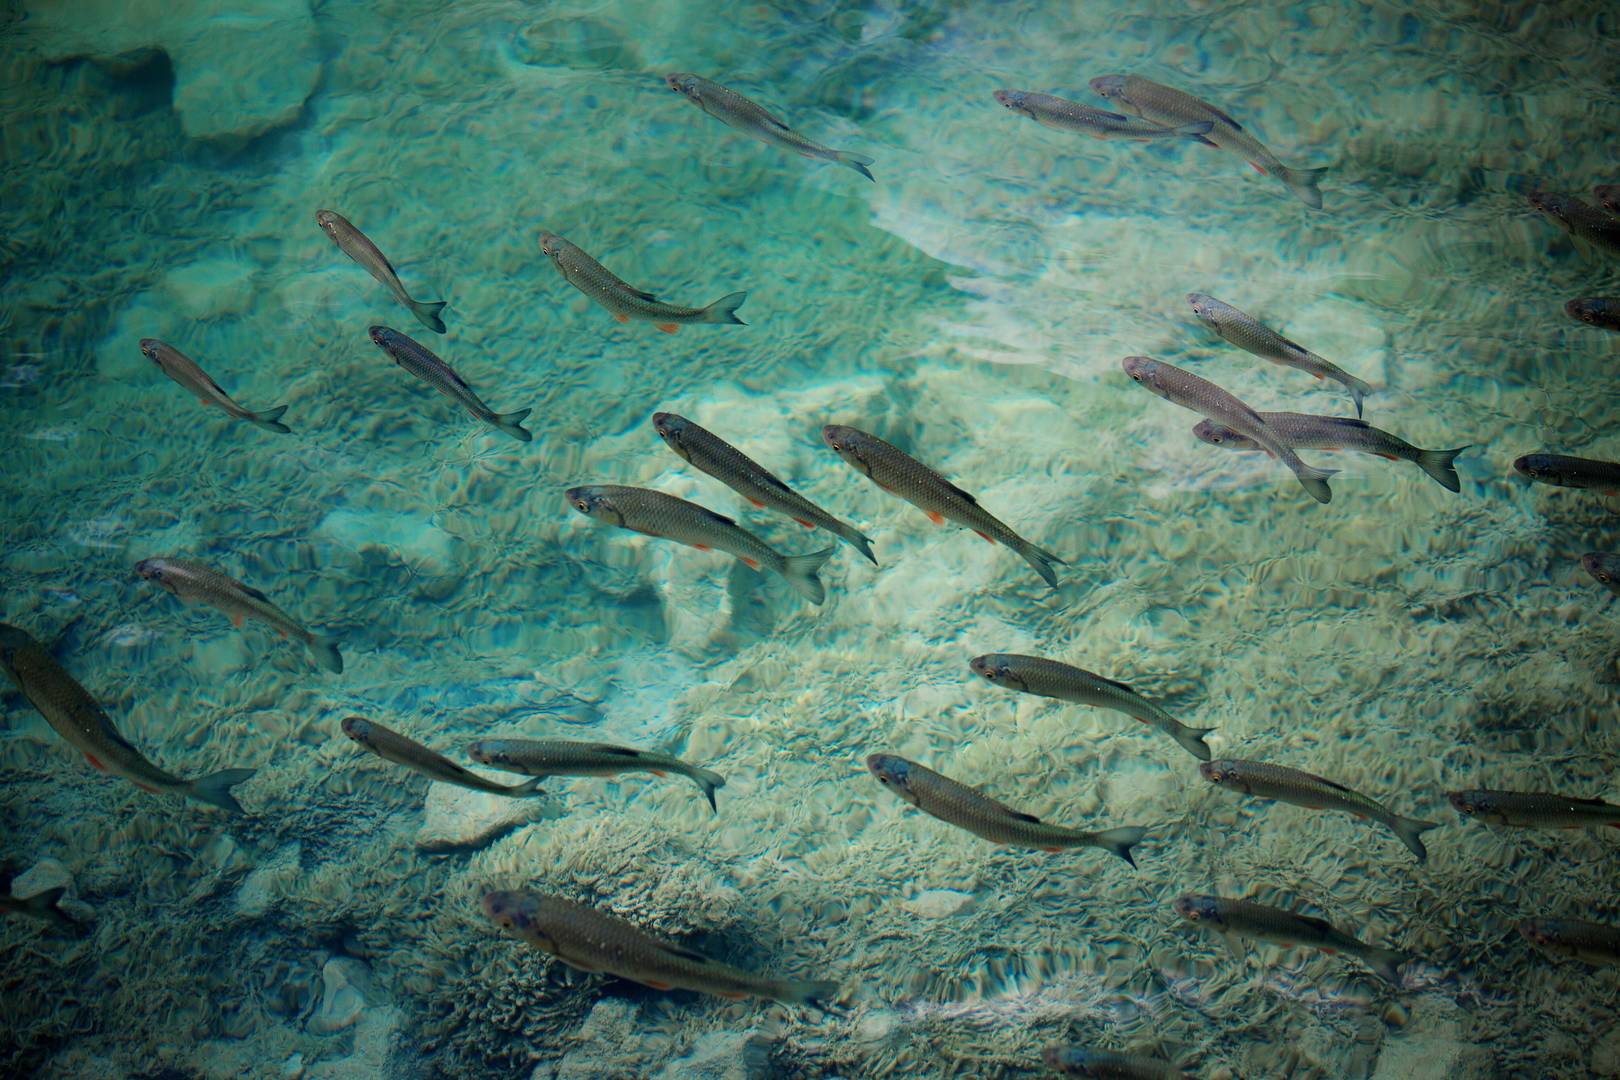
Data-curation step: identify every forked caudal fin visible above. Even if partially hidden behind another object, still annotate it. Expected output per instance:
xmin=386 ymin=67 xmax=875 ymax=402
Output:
xmin=1362 ymin=945 xmax=1410 ymax=987
xmin=1294 ymin=462 xmax=1338 ymax=504
xmin=1278 ymin=165 xmax=1329 ymax=210
xmin=838 ymin=525 xmax=878 ymax=566
xmin=1013 ymin=540 xmax=1066 ymax=589
xmin=701 ymin=291 xmax=748 ymax=325
xmin=781 ymin=545 xmax=836 ymax=605
xmin=1388 ymin=815 xmax=1440 ymax=863
xmin=1176 ymin=725 xmax=1216 ymax=762
xmin=244 ymin=404 xmax=292 ymax=435
xmin=832 ymin=150 xmax=875 ymax=182
xmin=491 ymin=407 xmax=533 ymax=443
xmin=1093 ymin=826 xmax=1149 ymax=868
xmin=769 ymin=977 xmax=841 ymax=1006
xmin=688 ymin=767 xmax=726 ymax=813
xmin=187 ymin=767 xmax=258 ymax=815
xmin=1417 ymin=446 xmax=1471 ymax=493
xmin=1341 ymin=375 xmax=1373 ymax=419
xmin=410 ymin=298 xmax=448 ymax=334
xmin=307 ymin=634 xmax=344 ymax=674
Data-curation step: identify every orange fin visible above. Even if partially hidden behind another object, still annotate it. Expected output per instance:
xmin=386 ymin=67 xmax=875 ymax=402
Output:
xmin=793 ymin=518 xmax=815 ymax=528
xmin=1373 ymin=453 xmax=1399 ymax=461
xmin=974 ymin=530 xmax=994 ymax=544
xmin=740 ymin=556 xmax=760 ymax=570
xmin=1318 ymin=946 xmax=1338 ymax=955
xmin=747 ymin=498 xmax=766 ymax=508
xmin=692 ymin=544 xmax=712 ymax=552
xmin=230 ymin=613 xmax=245 ymax=628
xmin=86 ymin=754 xmax=107 ymax=773
xmin=925 ymin=510 xmax=946 ymax=525
xmin=656 ymin=324 xmax=679 ymax=334
xmin=1248 ymin=160 xmax=1269 ymax=175
xmin=1312 ymin=372 xmax=1324 ymax=380
xmin=1352 ymin=812 xmax=1368 ymax=820
xmin=649 ymin=769 xmax=668 ymax=777
xmin=642 ymin=980 xmax=674 ymax=991
xmin=614 ymin=313 xmax=630 ymax=324
xmin=1041 ymin=846 xmax=1063 ymax=853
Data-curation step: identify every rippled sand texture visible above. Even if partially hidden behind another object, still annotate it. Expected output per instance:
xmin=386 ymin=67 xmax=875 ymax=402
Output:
xmin=3 ymin=0 xmax=1620 ymax=1077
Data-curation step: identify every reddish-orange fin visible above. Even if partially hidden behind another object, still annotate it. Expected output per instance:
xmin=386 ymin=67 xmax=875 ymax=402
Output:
xmin=614 ymin=313 xmax=630 ymax=324
xmin=649 ymin=769 xmax=668 ymax=777
xmin=747 ymin=498 xmax=766 ymax=508
xmin=86 ymin=754 xmax=107 ymax=773
xmin=1249 ymin=160 xmax=1269 ymax=175
xmin=793 ymin=518 xmax=815 ymax=528
xmin=1318 ymin=946 xmax=1338 ymax=955
xmin=1311 ymin=372 xmax=1324 ymax=380
xmin=642 ymin=980 xmax=674 ymax=991
xmin=693 ymin=544 xmax=712 ymax=552
xmin=1041 ymin=846 xmax=1063 ymax=853
xmin=1352 ymin=812 xmax=1368 ymax=820
xmin=655 ymin=324 xmax=679 ymax=334
xmin=1373 ymin=453 xmax=1399 ymax=461
xmin=230 ymin=613 xmax=245 ymax=628
xmin=974 ymin=530 xmax=994 ymax=544
xmin=740 ymin=556 xmax=760 ymax=570
xmin=925 ymin=510 xmax=946 ymax=525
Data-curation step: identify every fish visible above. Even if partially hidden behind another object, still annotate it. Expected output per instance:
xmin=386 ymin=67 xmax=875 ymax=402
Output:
xmin=1121 ymin=356 xmax=1338 ymax=503
xmin=969 ymin=653 xmax=1213 ymax=761
xmin=993 ymin=89 xmax=1214 ymax=144
xmin=865 ymin=753 xmax=1147 ymax=865
xmin=315 ymin=209 xmax=447 ymax=333
xmin=1174 ymin=894 xmax=1409 ymax=985
xmin=481 ymin=890 xmax=839 ymax=1003
xmin=538 ymin=231 xmax=746 ymax=333
xmin=652 ymin=412 xmax=876 ymax=565
xmin=366 ymin=326 xmax=532 ymax=442
xmin=1597 ymin=185 xmax=1620 ymax=215
xmin=665 ymin=73 xmax=874 ymax=181
xmin=1512 ymin=453 xmax=1620 ymax=494
xmin=0 ymin=622 xmax=256 ymax=813
xmin=1041 ymin=1046 xmax=1189 ymax=1079
xmin=1088 ymin=75 xmax=1326 ymax=208
xmin=820 ymin=425 xmax=1064 ymax=587
xmin=1192 ymin=414 xmax=1468 ymax=493
xmin=1565 ymin=298 xmax=1620 ymax=332
xmin=1582 ymin=553 xmax=1620 ymax=596
xmin=1186 ymin=294 xmax=1373 ymax=416
xmin=1519 ymin=918 xmax=1620 ymax=967
xmin=1527 ymin=191 xmax=1620 ymax=253
xmin=340 ymin=717 xmax=545 ymax=797
xmin=466 ymin=737 xmax=724 ymax=812
xmin=138 ymin=339 xmax=290 ymax=434
xmin=566 ymin=484 xmax=834 ymax=605
xmin=134 ymin=557 xmax=343 ymax=674
xmin=1447 ymin=789 xmax=1620 ymax=830
xmin=1199 ymin=759 xmax=1438 ymax=862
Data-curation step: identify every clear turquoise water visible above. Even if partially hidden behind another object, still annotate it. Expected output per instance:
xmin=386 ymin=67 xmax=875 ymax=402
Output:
xmin=3 ymin=1 xmax=1619 ymax=1077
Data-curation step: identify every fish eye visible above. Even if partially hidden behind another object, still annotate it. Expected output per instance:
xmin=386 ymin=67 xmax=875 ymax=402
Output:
xmin=1186 ymin=910 xmax=1200 ymax=920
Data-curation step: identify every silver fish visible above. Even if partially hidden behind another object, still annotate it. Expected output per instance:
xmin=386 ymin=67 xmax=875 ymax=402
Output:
xmin=994 ymin=89 xmax=1214 ymax=143
xmin=1447 ymin=789 xmax=1620 ymax=830
xmin=653 ymin=412 xmax=875 ymax=565
xmin=566 ymin=484 xmax=834 ymax=605
xmin=1519 ymin=918 xmax=1620 ymax=967
xmin=1565 ymin=298 xmax=1620 ymax=332
xmin=1089 ymin=75 xmax=1325 ymax=208
xmin=539 ymin=231 xmax=746 ymax=333
xmin=1121 ymin=356 xmax=1337 ymax=503
xmin=666 ymin=73 xmax=874 ymax=181
xmin=367 ymin=326 xmax=531 ymax=442
xmin=1186 ymin=294 xmax=1373 ymax=416
xmin=821 ymin=424 xmax=1064 ymax=587
xmin=316 ymin=209 xmax=447 ymax=333
xmin=138 ymin=339 xmax=289 ymax=434
xmin=466 ymin=737 xmax=724 ymax=812
xmin=1192 ymin=413 xmax=1468 ymax=492
xmin=1513 ymin=453 xmax=1620 ymax=494
xmin=1175 ymin=894 xmax=1409 ymax=984
xmin=340 ymin=716 xmax=544 ymax=798
xmin=1528 ymin=191 xmax=1620 ymax=253
xmin=1583 ymin=553 xmax=1620 ymax=596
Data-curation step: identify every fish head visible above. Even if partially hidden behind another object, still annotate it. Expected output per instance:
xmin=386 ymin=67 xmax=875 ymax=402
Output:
xmin=968 ymin=654 xmax=1027 ymax=691
xmin=1525 ymin=190 xmax=1568 ymax=221
xmin=1174 ymin=893 xmax=1223 ymax=927
xmin=821 ymin=425 xmax=874 ymax=476
xmin=1089 ymin=74 xmax=1127 ymax=102
xmin=992 ymin=90 xmax=1031 ymax=117
xmin=1582 ymin=552 xmax=1619 ymax=586
xmin=367 ymin=325 xmax=402 ymax=352
xmin=465 ymin=740 xmax=510 ymax=767
xmin=481 ymin=890 xmax=550 ymax=945
xmin=865 ymin=753 xmax=920 ymax=805
xmin=340 ymin=716 xmax=375 ymax=747
xmin=1565 ymin=299 xmax=1601 ymax=325
xmin=1511 ymin=454 xmax=1561 ymax=484
xmin=664 ymin=72 xmax=701 ymax=102
xmin=1517 ymin=919 xmax=1556 ymax=948
xmin=134 ymin=558 xmax=180 ymax=594
xmin=1121 ymin=356 xmax=1169 ymax=400
xmin=1191 ymin=419 xmax=1233 ymax=447
xmin=314 ymin=209 xmax=341 ymax=236
xmin=1445 ymin=790 xmax=1490 ymax=820
xmin=1186 ymin=292 xmax=1222 ymax=325
xmin=137 ymin=338 xmax=165 ymax=365
xmin=538 ymin=231 xmax=565 ymax=259
xmin=565 ymin=486 xmax=625 ymax=527
xmin=651 ymin=412 xmax=694 ymax=460
xmin=1197 ymin=760 xmax=1248 ymax=793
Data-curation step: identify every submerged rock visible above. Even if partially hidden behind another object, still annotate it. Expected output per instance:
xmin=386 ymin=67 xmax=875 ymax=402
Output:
xmin=308 ymin=956 xmax=374 ymax=1035
xmin=653 ymin=1029 xmax=776 ymax=1079
xmin=414 ymin=784 xmax=563 ymax=853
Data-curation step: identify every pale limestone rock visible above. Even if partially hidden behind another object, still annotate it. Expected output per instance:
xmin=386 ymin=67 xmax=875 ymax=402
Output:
xmin=414 ymin=783 xmax=563 ymax=852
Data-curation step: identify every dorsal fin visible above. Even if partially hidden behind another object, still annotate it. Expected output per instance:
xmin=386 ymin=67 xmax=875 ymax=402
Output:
xmin=1278 ymin=335 xmax=1311 ymax=355
xmin=441 ymin=366 xmax=472 ymax=391
xmin=943 ymin=480 xmax=978 ymax=505
xmin=1096 ymin=107 xmax=1132 ymax=122
xmin=1566 ymin=796 xmax=1618 ymax=807
xmin=1207 ymin=104 xmax=1242 ymax=130
xmin=759 ymin=472 xmax=797 ymax=496
xmin=1006 ymin=810 xmax=1042 ymax=824
xmin=1312 ymin=774 xmax=1357 ymax=796
xmin=592 ymin=745 xmax=643 ymax=758
xmin=1093 ymin=674 xmax=1135 ymax=693
xmin=699 ymin=506 xmax=738 ymax=528
xmin=662 ymin=942 xmax=712 ymax=965
xmin=239 ymin=584 xmax=272 ymax=604
xmin=1292 ymin=912 xmax=1335 ymax=935
xmin=1319 ymin=417 xmax=1372 ymax=430
xmin=631 ymin=288 xmax=659 ymax=302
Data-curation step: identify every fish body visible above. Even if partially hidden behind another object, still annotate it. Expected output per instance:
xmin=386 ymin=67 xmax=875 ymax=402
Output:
xmin=1582 ymin=553 xmax=1620 ymax=596
xmin=1565 ymin=298 xmax=1620 ymax=332
xmin=1513 ymin=453 xmax=1620 ymax=493
xmin=1192 ymin=413 xmax=1468 ymax=492
xmin=665 ymin=73 xmax=874 ymax=181
xmin=341 ymin=717 xmax=544 ymax=797
xmin=1088 ymin=75 xmax=1325 ymax=208
xmin=1447 ymin=789 xmax=1620 ymax=829
xmin=466 ymin=737 xmax=724 ymax=812
xmin=993 ymin=90 xmax=1214 ymax=144
xmin=315 ymin=209 xmax=446 ymax=333
xmin=969 ymin=653 xmax=1212 ymax=760
xmin=820 ymin=425 xmax=1064 ymax=586
xmin=1175 ymin=894 xmax=1409 ymax=984
xmin=1520 ymin=918 xmax=1620 ymax=966
xmin=481 ymin=890 xmax=838 ymax=1003
xmin=134 ymin=557 xmax=342 ymax=674
xmin=1596 ymin=185 xmax=1620 ymax=215
xmin=367 ymin=326 xmax=531 ymax=442
xmin=1186 ymin=294 xmax=1373 ymax=416
xmin=566 ymin=484 xmax=834 ymax=605
xmin=1121 ymin=356 xmax=1337 ymax=503
xmin=653 ymin=412 xmax=876 ymax=565
xmin=0 ymin=623 xmax=255 ymax=813
xmin=138 ymin=339 xmax=289 ymax=434
xmin=1041 ymin=1046 xmax=1188 ymax=1079
xmin=538 ymin=231 xmax=746 ymax=333
xmin=1528 ymin=192 xmax=1620 ymax=253
xmin=1200 ymin=758 xmax=1438 ymax=862
xmin=865 ymin=753 xmax=1146 ymax=865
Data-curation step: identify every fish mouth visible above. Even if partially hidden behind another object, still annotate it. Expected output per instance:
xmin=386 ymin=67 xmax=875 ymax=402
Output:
xmin=1445 ymin=791 xmax=1476 ymax=814
xmin=367 ymin=326 xmax=390 ymax=347
xmin=133 ymin=559 xmax=160 ymax=579
xmin=663 ymin=73 xmax=684 ymax=91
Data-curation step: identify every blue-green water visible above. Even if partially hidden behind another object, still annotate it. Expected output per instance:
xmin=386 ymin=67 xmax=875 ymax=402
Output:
xmin=3 ymin=1 xmax=1619 ymax=1077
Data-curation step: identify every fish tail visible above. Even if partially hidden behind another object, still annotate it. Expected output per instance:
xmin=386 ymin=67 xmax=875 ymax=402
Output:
xmin=1342 ymin=375 xmax=1373 ymax=418
xmin=1363 ymin=945 xmax=1410 ymax=986
xmin=1175 ymin=724 xmax=1216 ymax=762
xmin=308 ymin=634 xmax=344 ymax=674
xmin=781 ymin=545 xmax=836 ymax=605
xmin=1278 ymin=165 xmax=1328 ymax=210
xmin=838 ymin=525 xmax=878 ymax=566
xmin=244 ymin=404 xmax=292 ymax=434
xmin=689 ymin=767 xmax=726 ymax=813
xmin=769 ymin=978 xmax=841 ymax=1006
xmin=700 ymin=291 xmax=748 ymax=325
xmin=187 ymin=767 xmax=257 ymax=815
xmin=1175 ymin=121 xmax=1215 ymax=141
xmin=1293 ymin=460 xmax=1338 ymax=504
xmin=410 ymin=298 xmax=448 ymax=334
xmin=1093 ymin=826 xmax=1149 ymax=868
xmin=1012 ymin=540 xmax=1065 ymax=589
xmin=1389 ymin=815 xmax=1440 ymax=863
xmin=1416 ymin=445 xmax=1471 ymax=493
xmin=492 ymin=406 xmax=534 ymax=443
xmin=832 ymin=150 xmax=875 ymax=182
xmin=515 ymin=776 xmax=547 ymax=797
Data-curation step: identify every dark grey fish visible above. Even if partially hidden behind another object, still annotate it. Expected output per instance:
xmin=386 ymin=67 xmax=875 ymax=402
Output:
xmin=466 ymin=737 xmax=724 ymax=812
xmin=367 ymin=326 xmax=531 ymax=442
xmin=1186 ymin=293 xmax=1373 ymax=416
xmin=1583 ymin=553 xmax=1620 ymax=596
xmin=1448 ymin=789 xmax=1620 ymax=830
xmin=1520 ymin=918 xmax=1620 ymax=966
xmin=340 ymin=716 xmax=544 ymax=797
xmin=316 ymin=209 xmax=447 ymax=333
xmin=1566 ymin=298 xmax=1620 ymax=332
xmin=666 ymin=73 xmax=874 ymax=181
xmin=138 ymin=339 xmax=289 ymax=433
xmin=994 ymin=89 xmax=1214 ymax=143
xmin=1175 ymin=894 xmax=1409 ymax=984
xmin=1192 ymin=413 xmax=1468 ymax=492
xmin=539 ymin=231 xmax=746 ymax=332
xmin=1513 ymin=453 xmax=1620 ymax=494
xmin=1528 ymin=191 xmax=1620 ymax=253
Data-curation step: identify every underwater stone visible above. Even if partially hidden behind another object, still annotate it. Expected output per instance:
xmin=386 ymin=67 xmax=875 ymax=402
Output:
xmin=308 ymin=956 xmax=373 ymax=1034
xmin=652 ymin=1029 xmax=775 ymax=1080
xmin=898 ymin=888 xmax=974 ymax=919
xmin=414 ymin=784 xmax=563 ymax=853
xmin=235 ymin=841 xmax=302 ymax=917
xmin=10 ymin=857 xmax=73 ymax=900
xmin=22 ymin=0 xmax=322 ymax=143
xmin=535 ymin=999 xmax=672 ymax=1079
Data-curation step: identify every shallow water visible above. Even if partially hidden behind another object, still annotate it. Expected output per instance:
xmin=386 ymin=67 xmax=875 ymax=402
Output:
xmin=2 ymin=1 xmax=1619 ymax=1077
